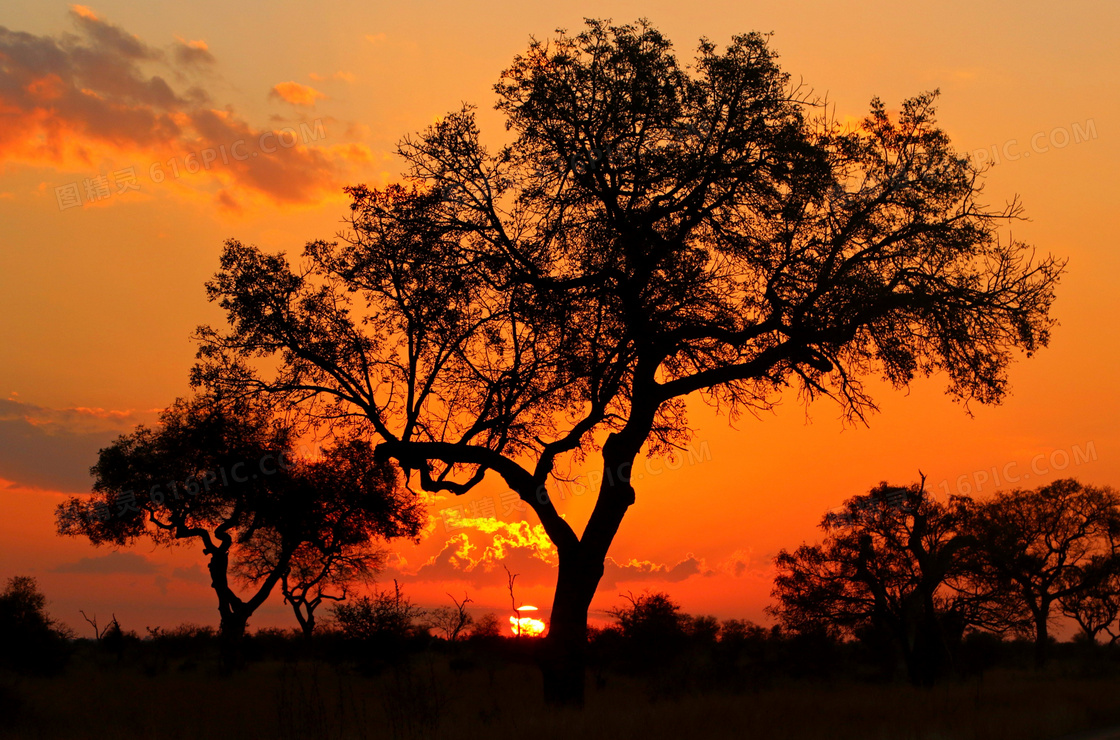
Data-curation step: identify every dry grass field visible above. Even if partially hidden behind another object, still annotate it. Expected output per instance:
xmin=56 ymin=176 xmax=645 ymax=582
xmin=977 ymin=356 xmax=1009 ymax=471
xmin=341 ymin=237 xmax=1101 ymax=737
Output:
xmin=3 ymin=645 xmax=1120 ymax=740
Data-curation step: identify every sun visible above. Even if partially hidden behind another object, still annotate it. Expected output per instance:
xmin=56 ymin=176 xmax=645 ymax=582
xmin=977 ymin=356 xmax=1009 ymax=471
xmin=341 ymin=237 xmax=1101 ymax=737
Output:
xmin=509 ymin=605 xmax=546 ymax=637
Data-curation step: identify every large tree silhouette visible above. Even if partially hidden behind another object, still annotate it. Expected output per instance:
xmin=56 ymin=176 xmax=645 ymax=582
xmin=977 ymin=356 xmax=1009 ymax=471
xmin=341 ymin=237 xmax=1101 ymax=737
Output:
xmin=56 ymin=395 xmax=420 ymax=660
xmin=194 ymin=20 xmax=1062 ymax=702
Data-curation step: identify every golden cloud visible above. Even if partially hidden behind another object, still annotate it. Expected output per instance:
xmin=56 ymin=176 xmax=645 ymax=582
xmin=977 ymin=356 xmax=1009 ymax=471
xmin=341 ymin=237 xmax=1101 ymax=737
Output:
xmin=0 ymin=8 xmax=367 ymax=205
xmin=269 ymin=81 xmax=325 ymax=107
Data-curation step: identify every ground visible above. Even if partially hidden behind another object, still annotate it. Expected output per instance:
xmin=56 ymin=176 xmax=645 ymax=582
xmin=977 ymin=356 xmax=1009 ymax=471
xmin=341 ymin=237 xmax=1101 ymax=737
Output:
xmin=3 ymin=646 xmax=1120 ymax=740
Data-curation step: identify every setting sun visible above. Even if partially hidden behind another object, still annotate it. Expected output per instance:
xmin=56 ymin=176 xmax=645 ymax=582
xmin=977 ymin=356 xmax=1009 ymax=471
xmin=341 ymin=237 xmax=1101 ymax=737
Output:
xmin=510 ymin=605 xmax=546 ymax=637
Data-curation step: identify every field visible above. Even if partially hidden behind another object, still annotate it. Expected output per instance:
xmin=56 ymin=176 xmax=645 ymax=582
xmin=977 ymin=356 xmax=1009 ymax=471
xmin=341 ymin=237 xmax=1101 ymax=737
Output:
xmin=4 ymin=641 xmax=1120 ymax=740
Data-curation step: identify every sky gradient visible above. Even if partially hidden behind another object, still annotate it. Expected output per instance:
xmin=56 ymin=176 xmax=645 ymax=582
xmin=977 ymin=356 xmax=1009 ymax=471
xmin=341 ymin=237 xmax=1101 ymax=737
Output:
xmin=2 ymin=0 xmax=1118 ymax=636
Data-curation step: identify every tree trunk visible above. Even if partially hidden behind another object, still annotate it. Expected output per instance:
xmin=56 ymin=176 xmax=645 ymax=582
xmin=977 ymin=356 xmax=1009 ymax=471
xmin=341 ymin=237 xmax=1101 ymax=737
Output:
xmin=540 ymin=440 xmax=637 ymax=706
xmin=1034 ymin=607 xmax=1050 ymax=668
xmin=541 ymin=548 xmax=598 ymax=706
xmin=299 ymin=608 xmax=316 ymax=641
xmin=218 ymin=610 xmax=249 ymax=672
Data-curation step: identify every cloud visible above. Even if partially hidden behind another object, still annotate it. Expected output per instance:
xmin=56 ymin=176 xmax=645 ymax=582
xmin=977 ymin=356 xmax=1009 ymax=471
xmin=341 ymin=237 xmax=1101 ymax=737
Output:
xmin=171 ymin=564 xmax=210 ymax=585
xmin=269 ymin=81 xmax=325 ymax=107
xmin=364 ymin=33 xmax=386 ymax=44
xmin=173 ymin=37 xmax=215 ymax=66
xmin=388 ymin=515 xmax=561 ymax=588
xmin=0 ymin=8 xmax=365 ymax=205
xmin=0 ymin=398 xmax=153 ymax=492
xmin=383 ymin=512 xmax=764 ymax=598
xmin=54 ymin=550 xmax=159 ymax=574
xmin=601 ymin=554 xmax=705 ymax=589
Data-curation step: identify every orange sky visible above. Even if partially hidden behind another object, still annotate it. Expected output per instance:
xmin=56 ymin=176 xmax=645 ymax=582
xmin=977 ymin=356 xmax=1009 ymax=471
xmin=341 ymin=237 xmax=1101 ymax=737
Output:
xmin=1 ymin=1 xmax=1118 ymax=638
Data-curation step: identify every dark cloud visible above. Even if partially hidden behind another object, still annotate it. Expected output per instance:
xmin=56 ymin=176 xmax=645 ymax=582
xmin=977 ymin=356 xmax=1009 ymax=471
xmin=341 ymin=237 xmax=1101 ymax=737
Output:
xmin=171 ymin=564 xmax=210 ymax=585
xmin=53 ymin=550 xmax=158 ymax=574
xmin=0 ymin=399 xmax=149 ymax=492
xmin=71 ymin=7 xmax=159 ymax=61
xmin=600 ymin=554 xmax=706 ymax=589
xmin=173 ymin=39 xmax=215 ymax=67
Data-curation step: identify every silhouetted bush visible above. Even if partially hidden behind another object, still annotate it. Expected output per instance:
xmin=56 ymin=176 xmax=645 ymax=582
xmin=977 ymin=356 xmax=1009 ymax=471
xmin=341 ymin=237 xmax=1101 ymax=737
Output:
xmin=329 ymin=583 xmax=429 ymax=670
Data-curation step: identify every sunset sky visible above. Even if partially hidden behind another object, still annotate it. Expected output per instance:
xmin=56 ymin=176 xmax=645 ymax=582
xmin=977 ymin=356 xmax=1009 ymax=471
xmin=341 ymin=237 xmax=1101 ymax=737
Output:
xmin=2 ymin=1 xmax=1118 ymax=637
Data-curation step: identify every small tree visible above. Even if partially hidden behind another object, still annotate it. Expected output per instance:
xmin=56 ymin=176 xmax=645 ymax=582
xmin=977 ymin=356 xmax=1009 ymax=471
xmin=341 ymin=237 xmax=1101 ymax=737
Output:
xmin=233 ymin=439 xmax=424 ymax=639
xmin=427 ymin=593 xmax=474 ymax=642
xmin=0 ymin=576 xmax=71 ymax=675
xmin=331 ymin=581 xmax=424 ymax=642
xmin=609 ymin=591 xmax=687 ymax=652
xmin=469 ymin=612 xmax=503 ymax=640
xmin=964 ymin=479 xmax=1120 ymax=665
xmin=57 ymin=395 xmax=420 ymax=663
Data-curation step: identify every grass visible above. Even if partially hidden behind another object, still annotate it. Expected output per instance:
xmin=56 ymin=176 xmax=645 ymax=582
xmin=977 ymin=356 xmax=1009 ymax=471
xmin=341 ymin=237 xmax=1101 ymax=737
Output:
xmin=2 ymin=646 xmax=1120 ymax=740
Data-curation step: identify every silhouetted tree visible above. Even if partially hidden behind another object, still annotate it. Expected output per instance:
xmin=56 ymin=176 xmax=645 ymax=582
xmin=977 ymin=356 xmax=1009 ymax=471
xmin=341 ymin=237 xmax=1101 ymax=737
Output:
xmin=963 ymin=479 xmax=1120 ymax=665
xmin=770 ymin=480 xmax=984 ymax=685
xmin=427 ymin=593 xmax=474 ymax=641
xmin=194 ymin=19 xmax=1062 ymax=703
xmin=233 ymin=439 xmax=424 ymax=639
xmin=469 ymin=612 xmax=503 ymax=640
xmin=0 ymin=576 xmax=71 ymax=675
xmin=609 ymin=591 xmax=688 ymax=667
xmin=56 ymin=395 xmax=419 ymax=664
xmin=330 ymin=581 xmax=425 ymax=664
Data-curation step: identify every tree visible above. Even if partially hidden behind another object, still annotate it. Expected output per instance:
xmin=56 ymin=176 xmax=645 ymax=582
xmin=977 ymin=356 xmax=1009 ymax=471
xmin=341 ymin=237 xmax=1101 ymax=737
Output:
xmin=770 ymin=480 xmax=985 ymax=685
xmin=0 ymin=576 xmax=72 ymax=675
xmin=609 ymin=591 xmax=686 ymax=644
xmin=427 ymin=593 xmax=474 ymax=642
xmin=56 ymin=395 xmax=419 ymax=662
xmin=233 ymin=439 xmax=424 ymax=639
xmin=963 ymin=479 xmax=1120 ymax=665
xmin=194 ymin=19 xmax=1062 ymax=703
xmin=469 ymin=612 xmax=503 ymax=639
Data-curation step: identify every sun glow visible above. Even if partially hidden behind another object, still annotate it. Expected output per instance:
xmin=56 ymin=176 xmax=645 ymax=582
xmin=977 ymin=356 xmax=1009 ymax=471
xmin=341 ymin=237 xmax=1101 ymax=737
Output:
xmin=509 ymin=605 xmax=546 ymax=637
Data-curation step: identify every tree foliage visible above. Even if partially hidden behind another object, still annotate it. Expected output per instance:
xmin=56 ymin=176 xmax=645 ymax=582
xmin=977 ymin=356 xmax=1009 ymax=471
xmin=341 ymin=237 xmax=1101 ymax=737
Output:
xmin=0 ymin=576 xmax=71 ymax=675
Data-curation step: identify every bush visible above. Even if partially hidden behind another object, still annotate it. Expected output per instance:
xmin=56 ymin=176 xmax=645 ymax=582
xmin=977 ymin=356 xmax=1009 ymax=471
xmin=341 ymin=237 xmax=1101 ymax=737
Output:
xmin=331 ymin=583 xmax=424 ymax=642
xmin=468 ymin=612 xmax=503 ymax=640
